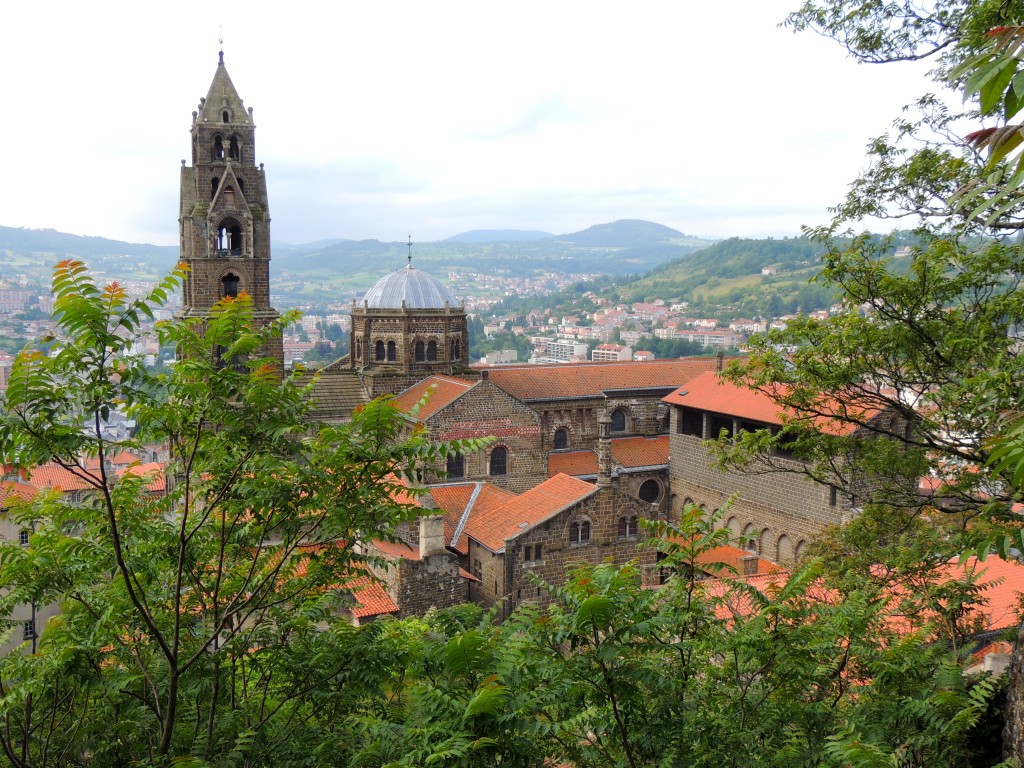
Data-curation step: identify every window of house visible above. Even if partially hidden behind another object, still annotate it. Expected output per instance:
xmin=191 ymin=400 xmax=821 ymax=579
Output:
xmin=618 ymin=516 xmax=638 ymax=539
xmin=611 ymin=408 xmax=627 ymax=432
xmin=489 ymin=446 xmax=507 ymax=476
xmin=375 ymin=340 xmax=386 ymax=360
xmin=570 ymin=519 xmax=591 ymax=545
xmin=677 ymin=407 xmax=704 ymax=436
xmin=427 ymin=340 xmax=437 ymax=361
xmin=23 ymin=620 xmax=35 ymax=640
xmin=638 ymin=479 xmax=660 ymax=503
xmin=446 ymin=452 xmax=464 ymax=478
xmin=534 ymin=543 xmax=542 ymax=561
xmin=386 ymin=341 xmax=396 ymax=361
xmin=18 ymin=529 xmax=30 ymax=547
xmin=451 ymin=339 xmax=460 ymax=360
xmin=553 ymin=428 xmax=568 ymax=450
xmin=415 ymin=341 xmax=425 ymax=362
xmin=524 ymin=545 xmax=532 ymax=561
xmin=710 ymin=414 xmax=733 ymax=439
xmin=829 ymin=485 xmax=838 ymax=507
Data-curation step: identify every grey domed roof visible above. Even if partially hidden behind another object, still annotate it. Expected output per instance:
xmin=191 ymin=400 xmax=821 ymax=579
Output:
xmin=363 ymin=264 xmax=459 ymax=309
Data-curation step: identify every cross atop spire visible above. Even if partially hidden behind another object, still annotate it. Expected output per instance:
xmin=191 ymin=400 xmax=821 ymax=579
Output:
xmin=407 ymin=234 xmax=413 ymax=267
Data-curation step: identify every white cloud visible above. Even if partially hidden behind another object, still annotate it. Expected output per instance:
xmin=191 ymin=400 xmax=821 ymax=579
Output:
xmin=0 ymin=0 xmax=937 ymax=246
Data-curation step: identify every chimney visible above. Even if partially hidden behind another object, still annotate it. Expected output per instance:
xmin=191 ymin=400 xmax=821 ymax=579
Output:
xmin=716 ymin=349 xmax=725 ymax=372
xmin=739 ymin=554 xmax=759 ymax=576
xmin=419 ymin=515 xmax=446 ymax=558
xmin=597 ymin=412 xmax=612 ymax=487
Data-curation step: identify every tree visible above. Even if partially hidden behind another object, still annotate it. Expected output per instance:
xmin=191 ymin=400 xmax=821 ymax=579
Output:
xmin=0 ymin=260 xmax=473 ymax=764
xmin=715 ymin=0 xmax=1024 ymax=759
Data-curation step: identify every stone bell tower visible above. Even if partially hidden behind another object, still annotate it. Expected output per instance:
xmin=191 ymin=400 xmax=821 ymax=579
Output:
xmin=177 ymin=51 xmax=282 ymax=367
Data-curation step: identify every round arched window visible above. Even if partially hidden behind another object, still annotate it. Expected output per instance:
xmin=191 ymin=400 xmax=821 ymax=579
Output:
xmin=638 ymin=479 xmax=660 ymax=503
xmin=553 ymin=428 xmax=569 ymax=450
xmin=611 ymin=408 xmax=627 ymax=432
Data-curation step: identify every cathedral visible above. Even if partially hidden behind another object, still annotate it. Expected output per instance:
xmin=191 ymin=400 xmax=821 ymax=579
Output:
xmin=175 ymin=55 xmax=868 ymax=622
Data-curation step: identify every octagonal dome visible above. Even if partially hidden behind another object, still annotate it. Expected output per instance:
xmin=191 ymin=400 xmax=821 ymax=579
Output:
xmin=363 ymin=264 xmax=459 ymax=309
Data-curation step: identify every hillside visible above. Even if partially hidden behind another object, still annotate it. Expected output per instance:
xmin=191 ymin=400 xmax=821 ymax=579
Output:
xmin=0 ymin=220 xmax=715 ymax=301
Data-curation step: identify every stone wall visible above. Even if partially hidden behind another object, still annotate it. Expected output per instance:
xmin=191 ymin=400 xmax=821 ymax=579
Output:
xmin=428 ymin=381 xmax=546 ymax=494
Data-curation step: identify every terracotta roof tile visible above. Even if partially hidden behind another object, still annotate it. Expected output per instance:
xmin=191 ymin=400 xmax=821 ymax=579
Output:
xmin=486 ymin=358 xmax=724 ymax=401
xmin=428 ymin=482 xmax=518 ymax=553
xmin=663 ymin=371 xmax=878 ymax=436
xmin=392 ymin=376 xmax=476 ymax=420
xmin=548 ymin=451 xmax=598 ymax=477
xmin=612 ymin=436 xmax=669 ymax=468
xmin=348 ymin=575 xmax=400 ymax=619
xmin=464 ymin=473 xmax=596 ymax=552
xmin=371 ymin=538 xmax=420 ymax=561
xmin=22 ymin=464 xmax=99 ymax=492
xmin=117 ymin=462 xmax=166 ymax=492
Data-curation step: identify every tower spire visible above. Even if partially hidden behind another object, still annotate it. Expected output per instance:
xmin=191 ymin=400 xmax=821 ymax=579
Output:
xmin=407 ymin=234 xmax=413 ymax=267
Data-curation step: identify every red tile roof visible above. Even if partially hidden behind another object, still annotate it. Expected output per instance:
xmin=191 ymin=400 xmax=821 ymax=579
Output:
xmin=428 ymin=482 xmax=519 ymax=554
xmin=348 ymin=575 xmax=400 ymax=619
xmin=117 ymin=462 xmax=166 ymax=492
xmin=371 ymin=538 xmax=420 ymax=561
xmin=464 ymin=473 xmax=596 ymax=552
xmin=663 ymin=371 xmax=877 ymax=436
xmin=548 ymin=451 xmax=598 ymax=477
xmin=486 ymin=358 xmax=724 ymax=401
xmin=392 ymin=376 xmax=475 ymax=420
xmin=612 ymin=436 xmax=669 ymax=468
xmin=21 ymin=464 xmax=99 ymax=492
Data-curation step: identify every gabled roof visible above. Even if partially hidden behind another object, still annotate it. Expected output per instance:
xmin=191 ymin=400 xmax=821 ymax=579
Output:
xmin=486 ymin=358 xmax=723 ymax=401
xmin=392 ymin=376 xmax=476 ymax=421
xmin=20 ymin=464 xmax=98 ymax=492
xmin=663 ymin=371 xmax=876 ymax=436
xmin=464 ymin=473 xmax=597 ymax=552
xmin=348 ymin=575 xmax=400 ymax=619
xmin=427 ymin=482 xmax=518 ymax=554
xmin=198 ymin=53 xmax=249 ymax=124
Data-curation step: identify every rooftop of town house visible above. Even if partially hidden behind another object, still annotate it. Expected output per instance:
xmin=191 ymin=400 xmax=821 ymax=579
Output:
xmin=463 ymin=473 xmax=597 ymax=553
xmin=427 ymin=481 xmax=519 ymax=555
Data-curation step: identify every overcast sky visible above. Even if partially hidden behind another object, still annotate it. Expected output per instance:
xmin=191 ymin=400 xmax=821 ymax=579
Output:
xmin=1 ymin=1 xmax=935 ymax=246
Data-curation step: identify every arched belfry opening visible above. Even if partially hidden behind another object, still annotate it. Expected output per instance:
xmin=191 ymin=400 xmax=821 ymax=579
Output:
xmin=215 ymin=220 xmax=243 ymax=255
xmin=229 ymin=136 xmax=240 ymax=161
xmin=222 ymin=110 xmax=230 ymax=123
xmin=221 ymin=272 xmax=240 ymax=299
xmin=213 ymin=136 xmax=225 ymax=160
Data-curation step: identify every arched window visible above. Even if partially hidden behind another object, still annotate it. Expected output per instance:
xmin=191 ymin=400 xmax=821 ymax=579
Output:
xmin=213 ymin=136 xmax=225 ymax=160
xmin=451 ymin=339 xmax=461 ymax=360
xmin=618 ymin=516 xmax=638 ymax=539
xmin=742 ymin=523 xmax=757 ymax=552
xmin=375 ymin=340 xmax=386 ymax=360
xmin=216 ymin=223 xmax=243 ymax=254
xmin=229 ymin=136 xmax=240 ymax=161
xmin=489 ymin=446 xmax=507 ymax=476
xmin=386 ymin=341 xmax=397 ymax=361
xmin=795 ymin=540 xmax=808 ymax=559
xmin=553 ymin=428 xmax=568 ymax=450
xmin=777 ymin=534 xmax=794 ymax=562
xmin=415 ymin=341 xmax=425 ymax=362
xmin=221 ymin=273 xmax=240 ymax=299
xmin=211 ymin=177 xmax=219 ymax=199
xmin=222 ymin=110 xmax=230 ymax=123
xmin=611 ymin=408 xmax=627 ymax=432
xmin=446 ymin=452 xmax=464 ymax=478
xmin=638 ymin=479 xmax=660 ymax=503
xmin=427 ymin=340 xmax=438 ymax=361
xmin=570 ymin=519 xmax=591 ymax=545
